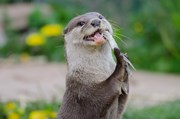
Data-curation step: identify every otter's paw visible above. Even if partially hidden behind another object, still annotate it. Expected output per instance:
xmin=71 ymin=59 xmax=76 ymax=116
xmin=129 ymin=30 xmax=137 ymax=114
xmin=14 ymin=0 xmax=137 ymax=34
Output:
xmin=114 ymin=48 xmax=125 ymax=67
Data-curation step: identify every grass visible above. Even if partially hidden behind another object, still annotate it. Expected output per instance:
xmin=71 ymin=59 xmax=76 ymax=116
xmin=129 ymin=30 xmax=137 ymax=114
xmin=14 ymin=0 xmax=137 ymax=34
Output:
xmin=124 ymin=100 xmax=180 ymax=119
xmin=0 ymin=100 xmax=180 ymax=119
xmin=0 ymin=101 xmax=60 ymax=119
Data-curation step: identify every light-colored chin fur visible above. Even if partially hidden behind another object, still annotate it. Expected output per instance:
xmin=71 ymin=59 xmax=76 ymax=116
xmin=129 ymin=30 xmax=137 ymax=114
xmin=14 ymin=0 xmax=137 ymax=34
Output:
xmin=65 ymin=34 xmax=116 ymax=84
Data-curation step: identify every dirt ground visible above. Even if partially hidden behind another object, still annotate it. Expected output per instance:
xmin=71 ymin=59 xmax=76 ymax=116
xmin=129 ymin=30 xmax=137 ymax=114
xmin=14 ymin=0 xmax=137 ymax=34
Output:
xmin=0 ymin=61 xmax=180 ymax=107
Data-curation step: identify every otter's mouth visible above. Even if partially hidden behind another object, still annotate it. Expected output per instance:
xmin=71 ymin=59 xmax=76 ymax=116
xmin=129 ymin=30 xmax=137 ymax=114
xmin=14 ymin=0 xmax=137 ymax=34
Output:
xmin=83 ymin=29 xmax=105 ymax=43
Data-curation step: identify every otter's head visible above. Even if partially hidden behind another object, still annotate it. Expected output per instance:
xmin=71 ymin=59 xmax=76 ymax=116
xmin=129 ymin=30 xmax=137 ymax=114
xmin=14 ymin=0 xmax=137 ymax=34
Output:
xmin=64 ymin=12 xmax=113 ymax=47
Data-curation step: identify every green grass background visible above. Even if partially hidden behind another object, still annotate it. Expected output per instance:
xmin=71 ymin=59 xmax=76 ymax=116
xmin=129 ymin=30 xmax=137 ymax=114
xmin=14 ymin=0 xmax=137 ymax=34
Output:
xmin=124 ymin=100 xmax=180 ymax=119
xmin=0 ymin=100 xmax=180 ymax=119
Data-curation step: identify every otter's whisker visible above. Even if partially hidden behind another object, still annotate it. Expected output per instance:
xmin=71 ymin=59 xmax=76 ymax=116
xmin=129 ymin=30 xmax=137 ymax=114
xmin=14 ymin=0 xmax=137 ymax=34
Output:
xmin=113 ymin=34 xmax=127 ymax=46
xmin=117 ymin=34 xmax=133 ymax=41
xmin=108 ymin=19 xmax=121 ymax=26
xmin=112 ymin=27 xmax=133 ymax=41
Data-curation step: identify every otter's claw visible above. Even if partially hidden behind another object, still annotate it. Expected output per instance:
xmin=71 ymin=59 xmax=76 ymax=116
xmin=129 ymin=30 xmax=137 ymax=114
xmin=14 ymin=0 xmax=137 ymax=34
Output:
xmin=114 ymin=48 xmax=122 ymax=62
xmin=121 ymin=54 xmax=136 ymax=70
xmin=114 ymin=48 xmax=135 ymax=70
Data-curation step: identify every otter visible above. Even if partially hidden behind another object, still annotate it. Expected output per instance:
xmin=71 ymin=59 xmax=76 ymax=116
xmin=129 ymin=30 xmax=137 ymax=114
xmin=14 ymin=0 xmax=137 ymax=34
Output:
xmin=58 ymin=12 xmax=130 ymax=119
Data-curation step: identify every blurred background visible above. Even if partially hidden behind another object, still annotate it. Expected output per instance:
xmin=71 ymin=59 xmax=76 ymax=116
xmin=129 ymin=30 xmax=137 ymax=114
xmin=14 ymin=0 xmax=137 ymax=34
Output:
xmin=0 ymin=0 xmax=180 ymax=119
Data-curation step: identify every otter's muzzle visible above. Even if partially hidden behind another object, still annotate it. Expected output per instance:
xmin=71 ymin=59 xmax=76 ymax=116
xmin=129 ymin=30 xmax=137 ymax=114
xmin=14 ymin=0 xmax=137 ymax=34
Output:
xmin=91 ymin=20 xmax=101 ymax=27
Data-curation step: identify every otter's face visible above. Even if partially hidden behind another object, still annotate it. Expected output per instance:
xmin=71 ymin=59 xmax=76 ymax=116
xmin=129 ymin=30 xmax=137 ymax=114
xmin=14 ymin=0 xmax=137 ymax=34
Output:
xmin=64 ymin=12 xmax=113 ymax=46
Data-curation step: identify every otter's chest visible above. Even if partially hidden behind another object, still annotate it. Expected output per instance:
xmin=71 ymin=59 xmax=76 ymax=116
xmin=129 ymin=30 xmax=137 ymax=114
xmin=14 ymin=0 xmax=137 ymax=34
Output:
xmin=69 ymin=59 xmax=116 ymax=84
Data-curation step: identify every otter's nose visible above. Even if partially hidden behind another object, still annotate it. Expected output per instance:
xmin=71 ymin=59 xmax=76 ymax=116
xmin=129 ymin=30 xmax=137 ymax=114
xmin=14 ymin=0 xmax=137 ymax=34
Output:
xmin=91 ymin=20 xmax=101 ymax=27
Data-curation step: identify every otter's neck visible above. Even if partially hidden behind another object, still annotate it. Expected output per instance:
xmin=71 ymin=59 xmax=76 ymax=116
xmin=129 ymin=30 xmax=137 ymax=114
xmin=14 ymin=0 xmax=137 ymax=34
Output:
xmin=65 ymin=43 xmax=116 ymax=83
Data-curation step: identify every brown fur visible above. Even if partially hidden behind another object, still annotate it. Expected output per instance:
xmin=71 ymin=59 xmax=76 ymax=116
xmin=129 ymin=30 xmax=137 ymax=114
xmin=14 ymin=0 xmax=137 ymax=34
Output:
xmin=58 ymin=49 xmax=129 ymax=119
xmin=58 ymin=12 xmax=129 ymax=119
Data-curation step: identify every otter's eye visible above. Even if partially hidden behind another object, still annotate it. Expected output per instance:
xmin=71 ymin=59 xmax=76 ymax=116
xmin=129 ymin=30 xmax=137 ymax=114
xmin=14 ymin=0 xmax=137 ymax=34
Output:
xmin=77 ymin=21 xmax=85 ymax=26
xmin=98 ymin=15 xmax=104 ymax=19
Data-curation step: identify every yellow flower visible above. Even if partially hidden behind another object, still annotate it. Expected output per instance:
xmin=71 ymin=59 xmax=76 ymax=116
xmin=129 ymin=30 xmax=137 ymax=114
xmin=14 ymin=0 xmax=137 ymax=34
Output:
xmin=4 ymin=102 xmax=16 ymax=112
xmin=48 ymin=111 xmax=57 ymax=119
xmin=29 ymin=111 xmax=46 ymax=119
xmin=40 ymin=24 xmax=63 ymax=37
xmin=7 ymin=112 xmax=20 ymax=119
xmin=26 ymin=33 xmax=45 ymax=46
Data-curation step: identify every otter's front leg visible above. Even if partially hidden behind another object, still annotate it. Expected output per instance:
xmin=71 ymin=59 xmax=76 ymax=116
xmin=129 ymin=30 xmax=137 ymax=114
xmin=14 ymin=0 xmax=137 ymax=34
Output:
xmin=114 ymin=49 xmax=129 ymax=119
xmin=106 ymin=48 xmax=126 ymax=82
xmin=117 ymin=71 xmax=129 ymax=119
xmin=99 ymin=48 xmax=127 ymax=118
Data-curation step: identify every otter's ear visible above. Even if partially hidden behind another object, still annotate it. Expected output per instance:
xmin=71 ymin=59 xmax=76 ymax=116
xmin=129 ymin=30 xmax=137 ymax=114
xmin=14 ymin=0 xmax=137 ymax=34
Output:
xmin=63 ymin=27 xmax=68 ymax=37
